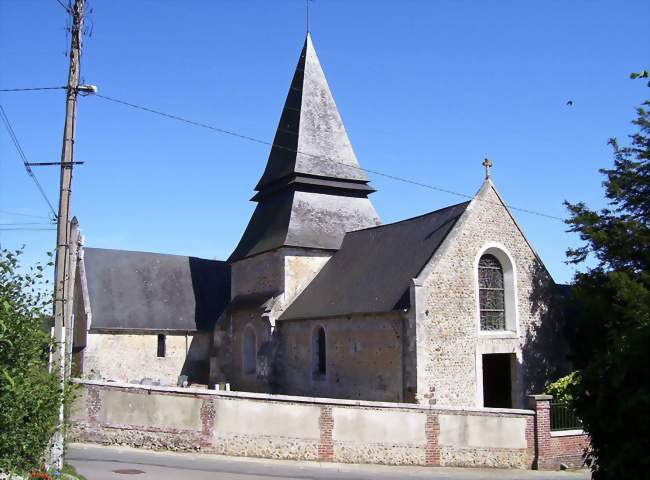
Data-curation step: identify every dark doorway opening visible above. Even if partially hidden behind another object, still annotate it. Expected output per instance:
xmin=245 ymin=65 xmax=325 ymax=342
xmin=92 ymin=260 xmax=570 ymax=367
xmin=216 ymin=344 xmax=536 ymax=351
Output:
xmin=482 ymin=353 xmax=513 ymax=408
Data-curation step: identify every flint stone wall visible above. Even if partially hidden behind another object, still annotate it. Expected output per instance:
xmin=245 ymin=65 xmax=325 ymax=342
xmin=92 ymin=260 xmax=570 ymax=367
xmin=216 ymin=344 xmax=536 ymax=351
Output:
xmin=70 ymin=380 xmax=540 ymax=469
xmin=415 ymin=183 xmax=569 ymax=408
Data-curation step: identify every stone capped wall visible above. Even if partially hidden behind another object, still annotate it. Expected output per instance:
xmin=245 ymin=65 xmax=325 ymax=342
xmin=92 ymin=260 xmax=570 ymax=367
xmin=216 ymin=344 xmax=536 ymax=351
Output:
xmin=71 ymin=380 xmax=548 ymax=469
xmin=416 ymin=182 xmax=566 ymax=407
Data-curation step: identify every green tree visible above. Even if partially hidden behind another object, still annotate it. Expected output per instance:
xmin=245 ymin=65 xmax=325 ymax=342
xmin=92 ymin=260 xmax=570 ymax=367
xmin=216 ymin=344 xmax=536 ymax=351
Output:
xmin=0 ymin=249 xmax=64 ymax=474
xmin=564 ymin=98 xmax=650 ymax=479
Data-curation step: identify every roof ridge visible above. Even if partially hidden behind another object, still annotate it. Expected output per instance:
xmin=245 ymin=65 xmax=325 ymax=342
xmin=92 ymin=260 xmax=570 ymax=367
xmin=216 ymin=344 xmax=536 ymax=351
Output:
xmin=85 ymin=246 xmax=226 ymax=264
xmin=346 ymin=201 xmax=470 ymax=235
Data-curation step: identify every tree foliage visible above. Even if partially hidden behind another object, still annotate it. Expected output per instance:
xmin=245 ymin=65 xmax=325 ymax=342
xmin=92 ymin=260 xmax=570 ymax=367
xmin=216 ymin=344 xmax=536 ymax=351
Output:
xmin=564 ymin=98 xmax=650 ymax=479
xmin=0 ymin=249 xmax=64 ymax=473
xmin=545 ymin=371 xmax=578 ymax=404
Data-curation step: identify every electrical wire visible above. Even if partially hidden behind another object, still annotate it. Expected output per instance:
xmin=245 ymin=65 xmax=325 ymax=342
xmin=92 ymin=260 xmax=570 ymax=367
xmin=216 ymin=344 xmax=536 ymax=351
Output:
xmin=94 ymin=93 xmax=565 ymax=222
xmin=0 ymin=209 xmax=52 ymax=220
xmin=0 ymin=104 xmax=58 ymax=218
xmin=0 ymin=86 xmax=66 ymax=92
xmin=0 ymin=227 xmax=57 ymax=231
xmin=0 ymin=222 xmax=56 ymax=226
xmin=55 ymin=0 xmax=71 ymax=13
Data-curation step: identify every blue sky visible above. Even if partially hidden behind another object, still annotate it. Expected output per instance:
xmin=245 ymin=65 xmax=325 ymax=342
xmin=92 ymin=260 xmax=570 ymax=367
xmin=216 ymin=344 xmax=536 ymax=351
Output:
xmin=1 ymin=0 xmax=648 ymax=283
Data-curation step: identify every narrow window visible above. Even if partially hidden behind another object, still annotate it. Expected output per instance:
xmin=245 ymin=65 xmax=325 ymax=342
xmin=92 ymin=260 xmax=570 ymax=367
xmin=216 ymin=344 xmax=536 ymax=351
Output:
xmin=242 ymin=325 xmax=257 ymax=375
xmin=479 ymin=254 xmax=506 ymax=330
xmin=157 ymin=334 xmax=166 ymax=358
xmin=313 ymin=326 xmax=326 ymax=377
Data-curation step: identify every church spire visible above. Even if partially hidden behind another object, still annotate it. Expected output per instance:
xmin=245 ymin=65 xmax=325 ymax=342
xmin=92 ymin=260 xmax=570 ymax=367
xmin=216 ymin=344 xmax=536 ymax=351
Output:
xmin=229 ymin=34 xmax=380 ymax=262
xmin=255 ymin=33 xmax=371 ymax=193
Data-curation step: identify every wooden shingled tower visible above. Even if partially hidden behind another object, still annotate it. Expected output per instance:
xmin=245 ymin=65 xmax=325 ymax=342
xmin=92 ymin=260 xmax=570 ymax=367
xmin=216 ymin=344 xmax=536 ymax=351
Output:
xmin=229 ymin=33 xmax=380 ymax=262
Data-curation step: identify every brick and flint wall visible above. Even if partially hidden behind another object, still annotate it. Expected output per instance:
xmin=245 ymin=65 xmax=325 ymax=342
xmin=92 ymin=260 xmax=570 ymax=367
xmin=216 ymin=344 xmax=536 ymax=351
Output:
xmin=70 ymin=380 xmax=588 ymax=470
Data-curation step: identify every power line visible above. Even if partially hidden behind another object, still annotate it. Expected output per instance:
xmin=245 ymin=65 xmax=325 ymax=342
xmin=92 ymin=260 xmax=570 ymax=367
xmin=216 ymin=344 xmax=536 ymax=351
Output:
xmin=94 ymin=93 xmax=565 ymax=222
xmin=0 ymin=86 xmax=66 ymax=92
xmin=0 ymin=227 xmax=57 ymax=231
xmin=0 ymin=104 xmax=58 ymax=218
xmin=0 ymin=222 xmax=55 ymax=226
xmin=55 ymin=0 xmax=71 ymax=13
xmin=0 ymin=209 xmax=52 ymax=220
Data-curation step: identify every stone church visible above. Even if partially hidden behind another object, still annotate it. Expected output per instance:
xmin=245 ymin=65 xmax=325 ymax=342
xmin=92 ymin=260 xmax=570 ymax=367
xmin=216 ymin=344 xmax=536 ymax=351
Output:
xmin=72 ymin=34 xmax=568 ymax=409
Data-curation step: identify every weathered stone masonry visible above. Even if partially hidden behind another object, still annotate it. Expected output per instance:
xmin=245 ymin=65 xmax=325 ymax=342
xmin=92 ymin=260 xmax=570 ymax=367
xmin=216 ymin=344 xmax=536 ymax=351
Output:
xmin=70 ymin=380 xmax=588 ymax=470
xmin=415 ymin=182 xmax=567 ymax=408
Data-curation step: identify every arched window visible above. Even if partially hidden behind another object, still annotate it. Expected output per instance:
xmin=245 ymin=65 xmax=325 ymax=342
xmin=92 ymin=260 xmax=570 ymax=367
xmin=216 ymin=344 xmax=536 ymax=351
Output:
xmin=312 ymin=326 xmax=326 ymax=378
xmin=478 ymin=254 xmax=506 ymax=331
xmin=242 ymin=325 xmax=257 ymax=375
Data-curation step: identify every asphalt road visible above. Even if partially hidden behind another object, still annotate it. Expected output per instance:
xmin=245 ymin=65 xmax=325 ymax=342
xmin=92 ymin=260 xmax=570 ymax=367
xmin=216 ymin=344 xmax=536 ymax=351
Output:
xmin=68 ymin=443 xmax=590 ymax=480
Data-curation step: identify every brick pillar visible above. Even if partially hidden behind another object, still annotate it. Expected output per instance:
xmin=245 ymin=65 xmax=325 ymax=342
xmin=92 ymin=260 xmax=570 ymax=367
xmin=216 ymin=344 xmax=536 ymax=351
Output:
xmin=425 ymin=412 xmax=440 ymax=465
xmin=318 ymin=406 xmax=334 ymax=461
xmin=528 ymin=394 xmax=553 ymax=470
xmin=525 ymin=415 xmax=536 ymax=469
xmin=199 ymin=398 xmax=215 ymax=450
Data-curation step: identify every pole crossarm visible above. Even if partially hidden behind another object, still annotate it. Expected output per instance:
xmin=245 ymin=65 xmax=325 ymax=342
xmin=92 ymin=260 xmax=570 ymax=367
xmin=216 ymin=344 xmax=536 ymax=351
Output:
xmin=26 ymin=161 xmax=84 ymax=166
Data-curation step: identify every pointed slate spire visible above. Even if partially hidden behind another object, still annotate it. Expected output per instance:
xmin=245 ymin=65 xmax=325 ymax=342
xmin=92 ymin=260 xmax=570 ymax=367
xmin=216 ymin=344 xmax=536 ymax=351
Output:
xmin=256 ymin=33 xmax=370 ymax=191
xmin=229 ymin=34 xmax=380 ymax=262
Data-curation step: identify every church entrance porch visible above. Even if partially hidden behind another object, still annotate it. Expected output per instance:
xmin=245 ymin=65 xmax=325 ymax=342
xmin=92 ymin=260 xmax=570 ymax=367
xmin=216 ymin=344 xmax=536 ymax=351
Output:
xmin=482 ymin=353 xmax=515 ymax=408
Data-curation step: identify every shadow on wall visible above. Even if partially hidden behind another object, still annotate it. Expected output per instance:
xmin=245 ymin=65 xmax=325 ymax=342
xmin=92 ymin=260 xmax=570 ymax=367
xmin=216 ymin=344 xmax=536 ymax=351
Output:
xmin=180 ymin=335 xmax=210 ymax=385
xmin=521 ymin=259 xmax=573 ymax=395
xmin=188 ymin=256 xmax=231 ymax=331
xmin=180 ymin=257 xmax=232 ymax=386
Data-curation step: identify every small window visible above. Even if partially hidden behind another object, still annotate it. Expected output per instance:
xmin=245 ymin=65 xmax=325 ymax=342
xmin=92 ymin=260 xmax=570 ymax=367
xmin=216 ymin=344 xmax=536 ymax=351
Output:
xmin=312 ymin=326 xmax=326 ymax=378
xmin=479 ymin=254 xmax=506 ymax=330
xmin=157 ymin=334 xmax=166 ymax=358
xmin=242 ymin=325 xmax=257 ymax=375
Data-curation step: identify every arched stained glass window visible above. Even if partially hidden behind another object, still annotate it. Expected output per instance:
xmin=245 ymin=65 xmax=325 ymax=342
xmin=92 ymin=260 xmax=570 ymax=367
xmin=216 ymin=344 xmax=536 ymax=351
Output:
xmin=479 ymin=254 xmax=506 ymax=330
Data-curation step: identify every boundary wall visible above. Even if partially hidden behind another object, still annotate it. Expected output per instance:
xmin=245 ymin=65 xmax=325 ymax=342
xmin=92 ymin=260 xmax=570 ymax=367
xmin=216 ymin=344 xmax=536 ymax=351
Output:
xmin=70 ymin=381 xmax=588 ymax=470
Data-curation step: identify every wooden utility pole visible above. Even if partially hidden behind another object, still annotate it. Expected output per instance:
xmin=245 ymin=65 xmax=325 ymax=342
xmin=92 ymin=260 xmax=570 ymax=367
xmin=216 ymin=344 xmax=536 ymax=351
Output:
xmin=51 ymin=0 xmax=84 ymax=469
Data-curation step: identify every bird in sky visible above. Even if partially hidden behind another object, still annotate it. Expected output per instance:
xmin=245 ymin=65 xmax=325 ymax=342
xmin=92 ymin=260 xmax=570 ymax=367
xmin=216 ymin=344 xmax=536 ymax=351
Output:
xmin=566 ymin=100 xmax=574 ymax=107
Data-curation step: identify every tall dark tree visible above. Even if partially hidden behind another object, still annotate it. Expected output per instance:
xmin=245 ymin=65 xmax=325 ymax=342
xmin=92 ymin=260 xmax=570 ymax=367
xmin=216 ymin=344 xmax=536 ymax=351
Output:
xmin=565 ymin=98 xmax=649 ymax=479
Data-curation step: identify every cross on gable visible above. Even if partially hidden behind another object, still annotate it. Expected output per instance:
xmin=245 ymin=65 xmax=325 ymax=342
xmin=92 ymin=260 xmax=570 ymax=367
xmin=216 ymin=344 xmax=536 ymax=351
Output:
xmin=482 ymin=158 xmax=492 ymax=179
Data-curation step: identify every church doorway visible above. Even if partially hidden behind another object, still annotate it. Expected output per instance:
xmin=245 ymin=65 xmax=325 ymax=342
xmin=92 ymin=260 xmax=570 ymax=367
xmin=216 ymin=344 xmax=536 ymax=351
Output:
xmin=482 ymin=353 xmax=514 ymax=408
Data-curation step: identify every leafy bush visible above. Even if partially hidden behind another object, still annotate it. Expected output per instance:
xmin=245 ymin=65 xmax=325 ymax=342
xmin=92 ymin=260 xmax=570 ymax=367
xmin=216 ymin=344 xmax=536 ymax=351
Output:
xmin=545 ymin=372 xmax=579 ymax=404
xmin=0 ymin=249 xmax=72 ymax=474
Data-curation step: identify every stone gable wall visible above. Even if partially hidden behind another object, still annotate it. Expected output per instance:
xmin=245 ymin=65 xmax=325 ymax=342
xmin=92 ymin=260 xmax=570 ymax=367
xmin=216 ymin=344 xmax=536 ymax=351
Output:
xmin=416 ymin=183 xmax=567 ymax=407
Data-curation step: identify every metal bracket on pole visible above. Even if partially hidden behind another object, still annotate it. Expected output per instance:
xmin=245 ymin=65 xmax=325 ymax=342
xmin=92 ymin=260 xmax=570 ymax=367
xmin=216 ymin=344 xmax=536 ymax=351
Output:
xmin=26 ymin=162 xmax=84 ymax=167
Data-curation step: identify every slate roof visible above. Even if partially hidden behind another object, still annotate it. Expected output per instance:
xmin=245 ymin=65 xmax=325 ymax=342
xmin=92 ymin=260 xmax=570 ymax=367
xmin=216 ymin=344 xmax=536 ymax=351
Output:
xmin=82 ymin=247 xmax=230 ymax=332
xmin=280 ymin=202 xmax=470 ymax=320
xmin=256 ymin=33 xmax=369 ymax=189
xmin=229 ymin=33 xmax=380 ymax=262
xmin=229 ymin=190 xmax=380 ymax=261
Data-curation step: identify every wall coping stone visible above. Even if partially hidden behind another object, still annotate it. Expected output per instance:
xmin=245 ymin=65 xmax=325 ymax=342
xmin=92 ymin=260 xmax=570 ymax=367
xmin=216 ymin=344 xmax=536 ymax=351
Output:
xmin=73 ymin=379 xmax=535 ymax=416
xmin=550 ymin=429 xmax=585 ymax=437
xmin=529 ymin=394 xmax=553 ymax=401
